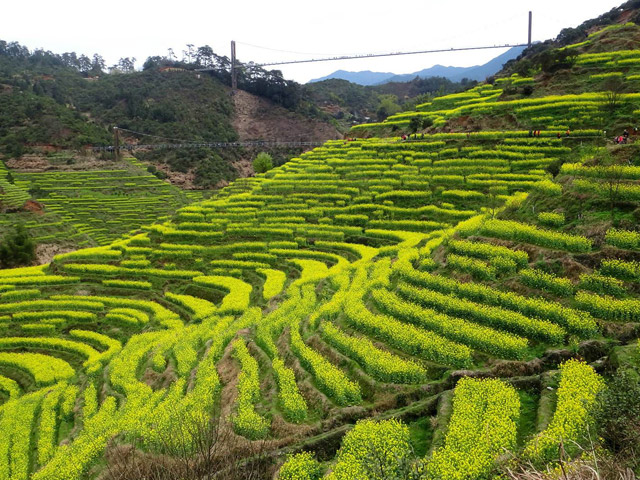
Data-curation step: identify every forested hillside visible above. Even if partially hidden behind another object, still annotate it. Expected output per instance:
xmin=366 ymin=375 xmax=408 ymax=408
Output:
xmin=0 ymin=40 xmax=342 ymax=188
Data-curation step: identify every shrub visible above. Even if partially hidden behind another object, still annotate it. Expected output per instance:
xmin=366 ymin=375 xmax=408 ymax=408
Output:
xmin=253 ymin=152 xmax=274 ymax=174
xmin=595 ymin=369 xmax=640 ymax=459
xmin=0 ymin=225 xmax=36 ymax=269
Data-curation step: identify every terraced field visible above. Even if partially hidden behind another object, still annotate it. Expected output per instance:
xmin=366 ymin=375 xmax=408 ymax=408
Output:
xmin=0 ymin=157 xmax=204 ymax=248
xmin=352 ymin=25 xmax=640 ymax=136
xmin=1 ymin=23 xmax=640 ymax=480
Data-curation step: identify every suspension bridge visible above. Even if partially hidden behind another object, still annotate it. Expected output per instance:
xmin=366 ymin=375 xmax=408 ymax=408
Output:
xmin=99 ymin=12 xmax=534 ymax=154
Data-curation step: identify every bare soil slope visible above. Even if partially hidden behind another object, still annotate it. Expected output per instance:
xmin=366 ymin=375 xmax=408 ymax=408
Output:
xmin=232 ymin=90 xmax=341 ymax=142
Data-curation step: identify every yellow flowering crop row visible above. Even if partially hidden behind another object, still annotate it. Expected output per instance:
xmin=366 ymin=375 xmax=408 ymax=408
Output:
xmin=426 ymin=378 xmax=520 ymax=480
xmin=290 ymin=324 xmax=362 ymax=406
xmin=374 ymin=287 xmax=529 ymax=359
xmin=480 ymin=219 xmax=592 ymax=253
xmin=520 ymin=268 xmax=575 ymax=296
xmin=321 ymin=320 xmax=426 ymax=383
xmin=525 ymin=360 xmax=604 ymax=461
xmin=231 ymin=338 xmax=270 ymax=439
xmin=395 ymin=267 xmax=597 ymax=336
xmin=272 ymin=356 xmax=308 ymax=423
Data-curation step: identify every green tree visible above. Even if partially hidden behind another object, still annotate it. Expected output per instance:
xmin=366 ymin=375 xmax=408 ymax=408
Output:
xmin=409 ymin=116 xmax=422 ymax=134
xmin=0 ymin=224 xmax=36 ymax=268
xmin=602 ymin=77 xmax=625 ymax=114
xmin=253 ymin=152 xmax=273 ymax=174
xmin=376 ymin=94 xmax=401 ymax=121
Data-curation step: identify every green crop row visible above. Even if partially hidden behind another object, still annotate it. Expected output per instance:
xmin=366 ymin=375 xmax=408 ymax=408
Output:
xmin=0 ymin=352 xmax=74 ymax=385
xmin=0 ymin=374 xmax=20 ymax=398
xmin=278 ymin=452 xmax=323 ymax=480
xmin=0 ymin=388 xmax=48 ymax=480
xmin=192 ymin=276 xmax=252 ymax=314
xmin=102 ymin=279 xmax=151 ymax=290
xmin=561 ymin=163 xmax=640 ymax=180
xmin=13 ymin=310 xmax=97 ymax=323
xmin=326 ymin=418 xmax=413 ymax=480
xmin=37 ymin=383 xmax=69 ymax=465
xmin=600 ymin=259 xmax=640 ymax=281
xmin=397 ymin=281 xmax=565 ymax=343
xmin=0 ymin=299 xmax=104 ymax=314
xmin=537 ymin=212 xmax=565 ymax=227
xmin=0 ymin=336 xmax=100 ymax=370
xmin=573 ymin=179 xmax=640 ymax=202
xmin=578 ymin=272 xmax=626 ymax=296
xmin=344 ymin=281 xmax=472 ymax=368
xmin=165 ymin=292 xmax=216 ymax=321
xmin=449 ymin=239 xmax=529 ymax=267
xmin=51 ymin=295 xmax=178 ymax=327
xmin=0 ymin=275 xmax=80 ymax=286
xmin=447 ymin=253 xmax=496 ymax=280
xmin=0 ymin=289 xmax=41 ymax=302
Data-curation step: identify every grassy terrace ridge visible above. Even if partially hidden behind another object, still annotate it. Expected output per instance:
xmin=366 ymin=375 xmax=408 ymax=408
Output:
xmin=0 ymin=23 xmax=639 ymax=480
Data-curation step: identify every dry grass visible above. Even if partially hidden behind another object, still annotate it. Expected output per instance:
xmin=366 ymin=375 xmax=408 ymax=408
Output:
xmin=506 ymin=456 xmax=636 ymax=480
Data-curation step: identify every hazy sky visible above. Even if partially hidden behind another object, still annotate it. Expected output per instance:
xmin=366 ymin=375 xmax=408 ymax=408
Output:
xmin=1 ymin=0 xmax=625 ymax=83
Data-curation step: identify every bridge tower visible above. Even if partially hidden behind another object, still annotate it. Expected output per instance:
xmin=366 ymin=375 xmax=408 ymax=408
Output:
xmin=231 ymin=40 xmax=238 ymax=93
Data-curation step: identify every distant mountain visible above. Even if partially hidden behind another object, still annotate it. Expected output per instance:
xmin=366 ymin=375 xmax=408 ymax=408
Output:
xmin=309 ymin=69 xmax=396 ymax=86
xmin=309 ymin=46 xmax=527 ymax=85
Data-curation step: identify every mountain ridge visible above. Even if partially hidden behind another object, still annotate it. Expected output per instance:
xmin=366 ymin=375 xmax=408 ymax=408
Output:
xmin=309 ymin=46 xmax=527 ymax=85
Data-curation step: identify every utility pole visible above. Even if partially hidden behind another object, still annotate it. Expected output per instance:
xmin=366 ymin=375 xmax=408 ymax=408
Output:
xmin=231 ymin=40 xmax=238 ymax=93
xmin=528 ymin=11 xmax=533 ymax=48
xmin=113 ymin=127 xmax=121 ymax=161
